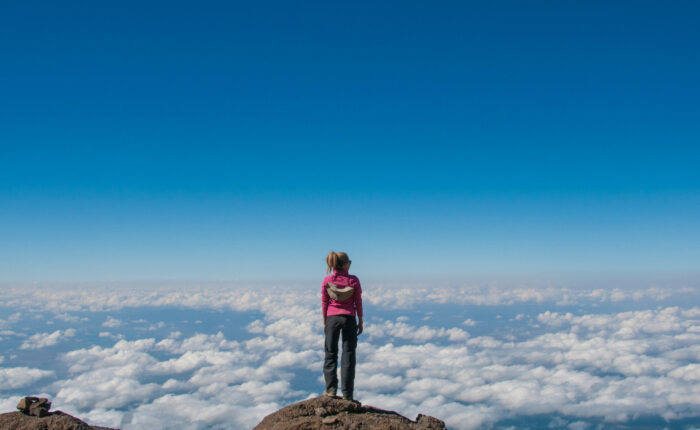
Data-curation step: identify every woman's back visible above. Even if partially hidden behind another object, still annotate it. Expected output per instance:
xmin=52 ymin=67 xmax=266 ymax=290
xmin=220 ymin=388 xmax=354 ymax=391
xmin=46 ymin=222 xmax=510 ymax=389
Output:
xmin=322 ymin=270 xmax=363 ymax=318
xmin=321 ymin=251 xmax=363 ymax=401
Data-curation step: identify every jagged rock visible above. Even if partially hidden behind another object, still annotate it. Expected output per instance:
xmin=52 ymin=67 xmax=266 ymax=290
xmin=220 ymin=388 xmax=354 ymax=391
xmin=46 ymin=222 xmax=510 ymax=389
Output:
xmin=17 ymin=397 xmax=32 ymax=411
xmin=17 ymin=396 xmax=52 ymax=417
xmin=254 ymin=396 xmax=447 ymax=430
xmin=415 ymin=415 xmax=447 ymax=428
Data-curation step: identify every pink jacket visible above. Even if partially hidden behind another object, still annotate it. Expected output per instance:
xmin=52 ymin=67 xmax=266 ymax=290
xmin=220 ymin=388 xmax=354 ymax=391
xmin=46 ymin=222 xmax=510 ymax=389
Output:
xmin=322 ymin=270 xmax=363 ymax=318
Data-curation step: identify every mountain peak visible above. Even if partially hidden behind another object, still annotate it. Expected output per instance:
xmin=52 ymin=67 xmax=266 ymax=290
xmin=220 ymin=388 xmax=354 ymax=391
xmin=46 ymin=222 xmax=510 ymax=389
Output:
xmin=254 ymin=396 xmax=446 ymax=429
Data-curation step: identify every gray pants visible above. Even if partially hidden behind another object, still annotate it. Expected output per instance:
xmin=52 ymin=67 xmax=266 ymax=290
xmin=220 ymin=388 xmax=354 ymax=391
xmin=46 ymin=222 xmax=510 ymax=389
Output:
xmin=324 ymin=315 xmax=357 ymax=398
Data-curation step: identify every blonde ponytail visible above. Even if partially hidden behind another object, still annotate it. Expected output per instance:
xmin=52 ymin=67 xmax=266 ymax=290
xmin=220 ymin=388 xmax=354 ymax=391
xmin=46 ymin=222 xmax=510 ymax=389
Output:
xmin=326 ymin=251 xmax=350 ymax=273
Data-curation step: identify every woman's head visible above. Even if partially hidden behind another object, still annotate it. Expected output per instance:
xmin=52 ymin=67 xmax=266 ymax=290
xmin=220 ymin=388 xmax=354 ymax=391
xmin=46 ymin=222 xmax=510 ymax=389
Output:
xmin=326 ymin=251 xmax=351 ymax=273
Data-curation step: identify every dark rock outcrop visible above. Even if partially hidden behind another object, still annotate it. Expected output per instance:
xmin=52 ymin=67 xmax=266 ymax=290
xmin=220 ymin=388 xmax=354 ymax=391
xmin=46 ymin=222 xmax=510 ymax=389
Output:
xmin=254 ymin=396 xmax=446 ymax=430
xmin=0 ymin=397 xmax=119 ymax=430
xmin=17 ymin=397 xmax=52 ymax=417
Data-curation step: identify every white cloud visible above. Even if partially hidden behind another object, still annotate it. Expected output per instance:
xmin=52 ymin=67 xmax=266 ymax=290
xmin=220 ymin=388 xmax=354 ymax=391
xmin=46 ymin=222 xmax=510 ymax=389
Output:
xmin=246 ymin=319 xmax=265 ymax=334
xmin=47 ymin=330 xmax=312 ymax=428
xmin=0 ymin=366 xmax=54 ymax=389
xmin=128 ymin=391 xmax=281 ymax=430
xmin=0 ymin=312 xmax=22 ymax=329
xmin=148 ymin=321 xmax=166 ymax=330
xmin=78 ymin=408 xmax=124 ymax=429
xmin=2 ymin=282 xmax=693 ymax=316
xmin=102 ymin=316 xmax=123 ymax=328
xmin=667 ymin=363 xmax=700 ymax=381
xmin=355 ymin=373 xmax=404 ymax=391
xmin=53 ymin=313 xmax=88 ymax=323
xmin=568 ymin=421 xmax=590 ymax=430
xmin=265 ymin=350 xmax=318 ymax=369
xmin=367 ymin=320 xmax=469 ymax=343
xmin=349 ymin=306 xmax=700 ymax=429
xmin=20 ymin=328 xmax=76 ymax=350
xmin=0 ymin=330 xmax=22 ymax=336
xmin=54 ymin=369 xmax=161 ymax=410
xmin=188 ymin=365 xmax=275 ymax=388
xmin=98 ymin=331 xmax=124 ymax=340
xmin=0 ymin=396 xmax=19 ymax=412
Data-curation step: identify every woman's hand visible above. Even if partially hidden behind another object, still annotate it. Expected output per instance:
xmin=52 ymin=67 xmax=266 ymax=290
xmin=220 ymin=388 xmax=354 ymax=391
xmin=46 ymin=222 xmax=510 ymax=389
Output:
xmin=357 ymin=318 xmax=363 ymax=335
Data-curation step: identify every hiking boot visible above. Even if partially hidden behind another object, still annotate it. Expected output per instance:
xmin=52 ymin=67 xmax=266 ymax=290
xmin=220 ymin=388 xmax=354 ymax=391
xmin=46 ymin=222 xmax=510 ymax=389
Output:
xmin=322 ymin=388 xmax=337 ymax=397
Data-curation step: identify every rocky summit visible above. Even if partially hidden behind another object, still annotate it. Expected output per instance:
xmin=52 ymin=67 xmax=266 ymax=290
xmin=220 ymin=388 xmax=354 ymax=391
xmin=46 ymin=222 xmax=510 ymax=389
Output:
xmin=254 ymin=396 xmax=446 ymax=430
xmin=1 ymin=395 xmax=444 ymax=429
xmin=0 ymin=397 xmax=119 ymax=430
xmin=0 ymin=410 xmax=120 ymax=430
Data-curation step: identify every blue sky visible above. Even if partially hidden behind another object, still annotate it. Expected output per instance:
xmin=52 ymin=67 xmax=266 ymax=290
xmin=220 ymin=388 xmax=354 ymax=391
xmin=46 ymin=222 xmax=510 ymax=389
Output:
xmin=1 ymin=1 xmax=699 ymax=281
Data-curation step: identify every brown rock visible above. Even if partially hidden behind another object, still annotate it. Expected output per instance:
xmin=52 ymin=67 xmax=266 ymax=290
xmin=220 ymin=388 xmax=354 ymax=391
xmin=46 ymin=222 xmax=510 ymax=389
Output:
xmin=17 ymin=397 xmax=31 ymax=411
xmin=16 ymin=397 xmax=52 ymax=417
xmin=416 ymin=414 xmax=447 ymax=429
xmin=322 ymin=416 xmax=339 ymax=424
xmin=30 ymin=399 xmax=51 ymax=417
xmin=254 ymin=396 xmax=446 ymax=430
xmin=0 ymin=410 xmax=120 ymax=430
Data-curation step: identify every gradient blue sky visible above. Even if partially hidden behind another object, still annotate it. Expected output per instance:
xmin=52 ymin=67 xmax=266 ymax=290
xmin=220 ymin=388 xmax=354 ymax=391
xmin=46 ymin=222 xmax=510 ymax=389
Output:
xmin=1 ymin=1 xmax=699 ymax=282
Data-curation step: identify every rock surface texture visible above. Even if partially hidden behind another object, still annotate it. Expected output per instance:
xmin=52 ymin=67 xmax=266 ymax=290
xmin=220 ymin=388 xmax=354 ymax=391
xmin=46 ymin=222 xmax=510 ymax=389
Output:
xmin=254 ymin=396 xmax=447 ymax=430
xmin=0 ymin=410 xmax=119 ymax=430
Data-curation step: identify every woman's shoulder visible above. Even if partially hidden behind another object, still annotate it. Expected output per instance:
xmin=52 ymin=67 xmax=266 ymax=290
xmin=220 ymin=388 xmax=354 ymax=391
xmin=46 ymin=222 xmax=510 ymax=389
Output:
xmin=322 ymin=273 xmax=341 ymax=283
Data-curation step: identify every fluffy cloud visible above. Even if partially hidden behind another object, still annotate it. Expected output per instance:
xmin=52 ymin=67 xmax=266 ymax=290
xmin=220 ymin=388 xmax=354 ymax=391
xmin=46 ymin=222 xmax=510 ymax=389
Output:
xmin=102 ymin=316 xmax=123 ymax=328
xmin=53 ymin=313 xmax=88 ymax=323
xmin=54 ymin=369 xmax=161 ymax=410
xmin=128 ymin=391 xmax=281 ymax=430
xmin=462 ymin=318 xmax=477 ymax=326
xmin=98 ymin=331 xmax=124 ymax=340
xmin=367 ymin=320 xmax=469 ymax=342
xmin=351 ymin=306 xmax=700 ymax=429
xmin=20 ymin=328 xmax=76 ymax=350
xmin=39 ymin=329 xmax=311 ymax=428
xmin=0 ymin=367 xmax=54 ymax=389
xmin=266 ymin=350 xmax=318 ymax=369
xmin=0 ymin=312 xmax=22 ymax=329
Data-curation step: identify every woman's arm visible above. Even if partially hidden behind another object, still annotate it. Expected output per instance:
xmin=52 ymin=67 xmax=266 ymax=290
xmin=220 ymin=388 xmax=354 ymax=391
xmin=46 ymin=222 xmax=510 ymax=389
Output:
xmin=355 ymin=278 xmax=363 ymax=334
xmin=321 ymin=280 xmax=329 ymax=329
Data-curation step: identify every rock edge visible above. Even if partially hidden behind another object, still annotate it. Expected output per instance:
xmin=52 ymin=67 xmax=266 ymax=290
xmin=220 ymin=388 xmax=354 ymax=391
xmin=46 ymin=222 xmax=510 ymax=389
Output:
xmin=254 ymin=396 xmax=447 ymax=429
xmin=0 ymin=410 xmax=120 ymax=430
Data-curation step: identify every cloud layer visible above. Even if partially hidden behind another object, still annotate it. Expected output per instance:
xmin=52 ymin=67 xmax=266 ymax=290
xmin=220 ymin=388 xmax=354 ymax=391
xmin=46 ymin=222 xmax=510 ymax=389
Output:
xmin=0 ymin=283 xmax=698 ymax=429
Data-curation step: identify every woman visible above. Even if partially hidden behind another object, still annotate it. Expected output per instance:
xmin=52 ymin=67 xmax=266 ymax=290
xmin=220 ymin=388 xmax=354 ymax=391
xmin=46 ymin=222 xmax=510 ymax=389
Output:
xmin=321 ymin=251 xmax=363 ymax=401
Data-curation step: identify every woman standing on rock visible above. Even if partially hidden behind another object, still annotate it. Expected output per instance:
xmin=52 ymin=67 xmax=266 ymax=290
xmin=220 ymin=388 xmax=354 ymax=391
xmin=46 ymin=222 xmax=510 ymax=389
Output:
xmin=322 ymin=251 xmax=363 ymax=401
